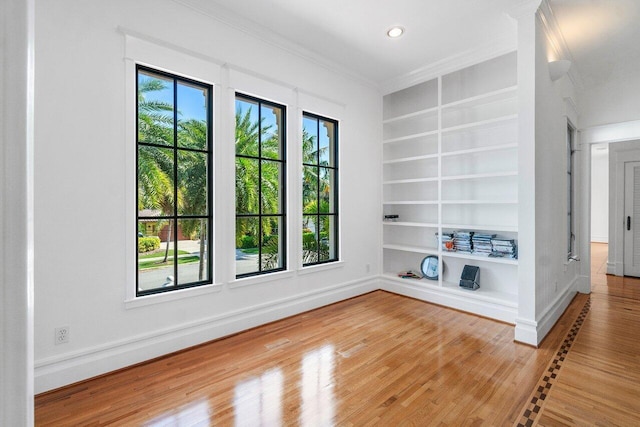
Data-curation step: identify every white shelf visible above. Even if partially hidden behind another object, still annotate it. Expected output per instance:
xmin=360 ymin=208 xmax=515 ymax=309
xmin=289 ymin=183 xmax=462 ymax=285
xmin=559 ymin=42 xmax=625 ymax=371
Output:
xmin=441 ymin=171 xmax=517 ymax=181
xmin=383 ymin=244 xmax=438 ymax=254
xmin=441 ymin=114 xmax=518 ymax=134
xmin=380 ymin=273 xmax=518 ymax=308
xmin=383 ymin=130 xmax=439 ymax=144
xmin=441 ymin=281 xmax=518 ymax=307
xmin=383 ymin=221 xmax=439 ymax=228
xmin=383 ymin=177 xmax=439 ymax=184
xmin=382 ymin=106 xmax=439 ymax=124
xmin=441 ymin=143 xmax=518 ymax=158
xmin=382 ymin=200 xmax=438 ymax=205
xmin=441 ymin=223 xmax=518 ymax=232
xmin=440 ymin=200 xmax=518 ymax=205
xmin=383 ymin=153 xmax=438 ymax=164
xmin=440 ymin=251 xmax=518 ymax=265
xmin=441 ymin=86 xmax=517 ymax=109
xmin=382 ymin=56 xmax=518 ymax=324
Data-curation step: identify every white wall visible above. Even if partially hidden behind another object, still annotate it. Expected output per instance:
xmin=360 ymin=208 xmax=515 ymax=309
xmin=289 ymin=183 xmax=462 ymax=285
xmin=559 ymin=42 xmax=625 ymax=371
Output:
xmin=1 ymin=0 xmax=35 ymax=423
xmin=34 ymin=0 xmax=382 ymax=393
xmin=532 ymin=12 xmax=581 ymax=342
xmin=590 ymin=144 xmax=609 ymax=242
xmin=514 ymin=4 xmax=582 ymax=345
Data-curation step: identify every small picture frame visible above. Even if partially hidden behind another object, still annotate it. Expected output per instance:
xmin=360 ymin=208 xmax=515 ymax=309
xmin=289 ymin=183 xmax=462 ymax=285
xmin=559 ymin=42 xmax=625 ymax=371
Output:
xmin=420 ymin=255 xmax=439 ymax=280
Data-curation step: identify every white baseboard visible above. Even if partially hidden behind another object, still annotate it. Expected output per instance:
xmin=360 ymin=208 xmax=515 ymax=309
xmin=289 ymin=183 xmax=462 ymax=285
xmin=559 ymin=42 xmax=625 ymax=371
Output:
xmin=590 ymin=236 xmax=608 ymax=243
xmin=515 ymin=278 xmax=577 ymax=347
xmin=35 ymin=276 xmax=380 ymax=394
xmin=607 ymin=261 xmax=622 ymax=276
xmin=514 ymin=318 xmax=538 ymax=345
xmin=380 ymin=276 xmax=518 ymax=324
xmin=535 ymin=279 xmax=577 ymax=344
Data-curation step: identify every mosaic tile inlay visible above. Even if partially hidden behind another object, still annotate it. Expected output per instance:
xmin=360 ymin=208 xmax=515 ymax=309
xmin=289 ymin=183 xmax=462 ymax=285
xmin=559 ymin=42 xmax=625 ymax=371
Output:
xmin=516 ymin=297 xmax=591 ymax=427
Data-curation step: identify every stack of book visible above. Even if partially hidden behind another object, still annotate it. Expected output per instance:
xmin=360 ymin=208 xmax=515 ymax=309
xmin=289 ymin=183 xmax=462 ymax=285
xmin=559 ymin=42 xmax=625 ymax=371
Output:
xmin=472 ymin=233 xmax=496 ymax=256
xmin=491 ymin=238 xmax=517 ymax=259
xmin=436 ymin=232 xmax=455 ymax=251
xmin=453 ymin=231 xmax=473 ymax=254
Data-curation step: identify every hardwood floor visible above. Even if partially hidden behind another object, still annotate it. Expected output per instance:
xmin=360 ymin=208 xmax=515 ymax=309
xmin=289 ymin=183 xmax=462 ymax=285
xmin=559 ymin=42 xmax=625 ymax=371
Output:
xmin=35 ymin=246 xmax=639 ymax=426
xmin=533 ymin=243 xmax=640 ymax=426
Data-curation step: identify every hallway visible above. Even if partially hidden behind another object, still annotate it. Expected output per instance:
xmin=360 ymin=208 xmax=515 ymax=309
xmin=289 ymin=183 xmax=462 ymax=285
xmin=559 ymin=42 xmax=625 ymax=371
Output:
xmin=526 ymin=243 xmax=640 ymax=425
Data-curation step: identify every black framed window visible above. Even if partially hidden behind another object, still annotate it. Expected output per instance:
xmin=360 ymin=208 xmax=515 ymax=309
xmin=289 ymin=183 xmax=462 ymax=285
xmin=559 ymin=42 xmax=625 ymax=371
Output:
xmin=136 ymin=65 xmax=213 ymax=296
xmin=235 ymin=94 xmax=286 ymax=277
xmin=567 ymin=122 xmax=576 ymax=258
xmin=302 ymin=113 xmax=339 ymax=266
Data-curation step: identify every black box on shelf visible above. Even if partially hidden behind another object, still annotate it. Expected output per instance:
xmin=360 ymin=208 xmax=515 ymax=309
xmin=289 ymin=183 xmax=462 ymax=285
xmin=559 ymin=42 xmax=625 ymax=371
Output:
xmin=459 ymin=265 xmax=480 ymax=290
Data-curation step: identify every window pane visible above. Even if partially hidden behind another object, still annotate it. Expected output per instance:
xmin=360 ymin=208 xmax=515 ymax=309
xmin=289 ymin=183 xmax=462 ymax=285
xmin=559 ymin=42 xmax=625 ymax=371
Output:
xmin=236 ymin=157 xmax=259 ymax=214
xmin=303 ymin=166 xmax=318 ymax=212
xmin=138 ymin=219 xmax=175 ymax=292
xmin=319 ymin=120 xmax=335 ymax=167
xmin=177 ymin=81 xmax=208 ymax=150
xmin=261 ymin=160 xmax=283 ymax=214
xmin=138 ymin=146 xmax=175 ymax=214
xmin=302 ymin=116 xmax=318 ymax=164
xmin=138 ymin=71 xmax=174 ymax=146
xmin=302 ymin=216 xmax=318 ymax=264
xmin=261 ymin=104 xmax=284 ymax=160
xmin=236 ymin=98 xmax=259 ymax=157
xmin=319 ymin=168 xmax=335 ymax=214
xmin=177 ymin=219 xmax=209 ymax=285
xmin=261 ymin=217 xmax=283 ymax=271
xmin=319 ymin=215 xmax=337 ymax=261
xmin=178 ymin=150 xmax=208 ymax=216
xmin=236 ymin=217 xmax=259 ymax=276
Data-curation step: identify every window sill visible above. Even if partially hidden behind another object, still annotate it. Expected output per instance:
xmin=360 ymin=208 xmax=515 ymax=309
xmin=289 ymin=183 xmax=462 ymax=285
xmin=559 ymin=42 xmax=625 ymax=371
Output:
xmin=229 ymin=270 xmax=295 ymax=289
xmin=125 ymin=282 xmax=223 ymax=309
xmin=298 ymin=260 xmax=344 ymax=275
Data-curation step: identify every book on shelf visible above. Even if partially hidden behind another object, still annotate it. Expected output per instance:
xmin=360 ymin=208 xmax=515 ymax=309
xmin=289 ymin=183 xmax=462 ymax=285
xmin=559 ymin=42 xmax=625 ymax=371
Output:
xmin=435 ymin=231 xmax=517 ymax=259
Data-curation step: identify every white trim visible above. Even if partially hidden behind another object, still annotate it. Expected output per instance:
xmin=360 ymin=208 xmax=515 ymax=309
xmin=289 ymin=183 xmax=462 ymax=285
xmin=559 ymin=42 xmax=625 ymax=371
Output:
xmin=581 ymin=120 xmax=640 ymax=145
xmin=123 ymin=33 xmax=221 ymax=302
xmin=298 ymin=261 xmax=345 ymax=275
xmin=1 ymin=0 xmax=35 ymax=423
xmin=381 ymin=38 xmax=517 ymax=95
xmin=380 ymin=276 xmax=518 ymax=324
xmin=229 ymin=271 xmax=295 ymax=289
xmin=35 ymin=276 xmax=379 ymax=393
xmin=171 ymin=0 xmax=377 ymax=90
xmin=515 ymin=278 xmax=577 ymax=346
xmin=124 ymin=283 xmax=223 ymax=309
xmin=535 ymin=278 xmax=578 ymax=344
xmin=514 ymin=317 xmax=538 ymax=346
xmin=537 ymin=0 xmax=584 ymax=90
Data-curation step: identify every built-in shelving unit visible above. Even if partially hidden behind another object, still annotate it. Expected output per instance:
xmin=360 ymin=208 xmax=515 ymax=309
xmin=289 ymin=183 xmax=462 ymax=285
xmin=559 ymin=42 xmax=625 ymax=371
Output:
xmin=381 ymin=52 xmax=519 ymax=323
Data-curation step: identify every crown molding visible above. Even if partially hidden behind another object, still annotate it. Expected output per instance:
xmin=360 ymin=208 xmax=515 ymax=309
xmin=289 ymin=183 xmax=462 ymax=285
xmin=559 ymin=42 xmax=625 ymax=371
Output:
xmin=506 ymin=0 xmax=543 ymax=21
xmin=171 ymin=0 xmax=379 ymax=91
xmin=380 ymin=34 xmax=516 ymax=95
xmin=537 ymin=0 xmax=584 ymax=91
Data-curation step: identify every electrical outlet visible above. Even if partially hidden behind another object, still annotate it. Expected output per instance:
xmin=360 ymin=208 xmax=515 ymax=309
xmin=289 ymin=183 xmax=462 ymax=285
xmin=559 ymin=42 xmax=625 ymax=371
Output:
xmin=55 ymin=326 xmax=69 ymax=344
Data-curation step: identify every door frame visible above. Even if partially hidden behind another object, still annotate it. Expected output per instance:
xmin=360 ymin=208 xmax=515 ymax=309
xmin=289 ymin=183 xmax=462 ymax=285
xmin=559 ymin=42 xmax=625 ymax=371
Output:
xmin=610 ymin=147 xmax=640 ymax=276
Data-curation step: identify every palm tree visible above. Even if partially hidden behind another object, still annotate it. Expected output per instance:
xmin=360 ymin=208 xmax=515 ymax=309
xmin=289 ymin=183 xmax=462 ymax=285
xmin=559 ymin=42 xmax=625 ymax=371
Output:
xmin=235 ymin=106 xmax=281 ymax=248
xmin=137 ymin=76 xmax=180 ymax=263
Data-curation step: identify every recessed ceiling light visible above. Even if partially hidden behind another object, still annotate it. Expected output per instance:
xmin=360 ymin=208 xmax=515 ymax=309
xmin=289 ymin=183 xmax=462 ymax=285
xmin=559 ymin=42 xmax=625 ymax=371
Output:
xmin=386 ymin=26 xmax=404 ymax=38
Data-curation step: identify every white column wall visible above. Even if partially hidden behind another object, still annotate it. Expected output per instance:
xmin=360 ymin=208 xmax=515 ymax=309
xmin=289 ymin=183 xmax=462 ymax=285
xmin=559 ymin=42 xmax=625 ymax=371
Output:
xmin=1 ymin=0 xmax=35 ymax=424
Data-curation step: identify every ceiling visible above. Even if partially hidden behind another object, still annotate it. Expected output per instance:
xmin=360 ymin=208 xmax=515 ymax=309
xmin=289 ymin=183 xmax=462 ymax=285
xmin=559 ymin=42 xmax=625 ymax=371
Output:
xmin=179 ymin=0 xmax=639 ymax=93
xmin=548 ymin=0 xmax=640 ymax=89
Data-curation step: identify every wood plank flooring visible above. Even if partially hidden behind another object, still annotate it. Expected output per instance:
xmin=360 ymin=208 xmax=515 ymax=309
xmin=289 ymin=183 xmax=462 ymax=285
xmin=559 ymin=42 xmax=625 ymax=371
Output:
xmin=533 ymin=243 xmax=640 ymax=426
xmin=35 ymin=244 xmax=639 ymax=425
